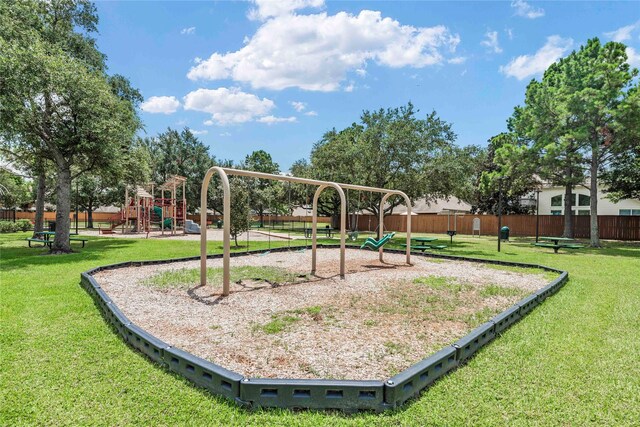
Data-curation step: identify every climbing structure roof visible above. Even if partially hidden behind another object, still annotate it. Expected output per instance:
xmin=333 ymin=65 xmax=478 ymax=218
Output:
xmin=158 ymin=175 xmax=187 ymax=191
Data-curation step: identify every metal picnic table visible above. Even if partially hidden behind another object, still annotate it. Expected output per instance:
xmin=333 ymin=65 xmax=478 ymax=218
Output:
xmin=28 ymin=231 xmax=86 ymax=248
xmin=411 ymin=237 xmax=438 ymax=243
xmin=539 ymin=236 xmax=576 ymax=245
xmin=35 ymin=231 xmax=78 ymax=240
xmin=534 ymin=236 xmax=584 ymax=253
xmin=400 ymin=236 xmax=447 ymax=252
xmin=304 ymin=228 xmax=334 ymax=238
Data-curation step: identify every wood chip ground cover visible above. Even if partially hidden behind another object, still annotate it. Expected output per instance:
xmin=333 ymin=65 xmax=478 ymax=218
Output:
xmin=93 ymin=249 xmax=551 ymax=380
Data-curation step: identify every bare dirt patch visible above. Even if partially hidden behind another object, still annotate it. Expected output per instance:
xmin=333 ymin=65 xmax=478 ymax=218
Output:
xmin=93 ymin=249 xmax=552 ymax=380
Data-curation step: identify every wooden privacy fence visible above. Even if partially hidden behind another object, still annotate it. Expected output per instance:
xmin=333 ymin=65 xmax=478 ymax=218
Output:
xmin=14 ymin=211 xmax=332 ymax=225
xmin=186 ymin=214 xmax=332 ymax=225
xmin=15 ymin=211 xmax=120 ymax=222
xmin=355 ymin=214 xmax=640 ymax=241
xmin=12 ymin=210 xmax=638 ymax=240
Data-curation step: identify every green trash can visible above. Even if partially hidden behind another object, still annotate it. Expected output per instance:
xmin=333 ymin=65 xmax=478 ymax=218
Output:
xmin=216 ymin=220 xmax=223 ymax=229
xmin=500 ymin=226 xmax=510 ymax=241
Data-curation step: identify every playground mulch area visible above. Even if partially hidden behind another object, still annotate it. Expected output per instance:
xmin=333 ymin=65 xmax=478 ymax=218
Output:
xmin=93 ymin=249 xmax=550 ymax=380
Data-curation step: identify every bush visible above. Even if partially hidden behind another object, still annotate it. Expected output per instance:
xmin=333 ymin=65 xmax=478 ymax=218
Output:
xmin=16 ymin=219 xmax=32 ymax=231
xmin=0 ymin=220 xmax=32 ymax=233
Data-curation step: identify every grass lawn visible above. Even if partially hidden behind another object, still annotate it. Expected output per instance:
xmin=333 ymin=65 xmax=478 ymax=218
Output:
xmin=1 ymin=232 xmax=639 ymax=426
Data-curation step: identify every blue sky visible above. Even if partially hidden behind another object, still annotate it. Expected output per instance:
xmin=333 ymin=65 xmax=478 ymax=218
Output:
xmin=95 ymin=1 xmax=640 ymax=170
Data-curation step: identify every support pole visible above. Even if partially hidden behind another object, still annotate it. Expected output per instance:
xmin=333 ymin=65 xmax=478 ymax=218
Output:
xmin=535 ymin=189 xmax=541 ymax=243
xmin=498 ymin=178 xmax=503 ymax=253
xmin=201 ymin=167 xmax=231 ymax=295
xmin=310 ymin=184 xmax=346 ymax=277
xmin=172 ymin=183 xmax=176 ymax=235
xmin=311 ymin=185 xmax=327 ymax=274
xmin=123 ymin=188 xmax=128 ymax=234
xmin=379 ymin=193 xmax=391 ymax=262
xmin=161 ymin=189 xmax=165 ymax=236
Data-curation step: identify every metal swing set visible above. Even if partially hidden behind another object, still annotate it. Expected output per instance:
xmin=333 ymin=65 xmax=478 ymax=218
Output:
xmin=200 ymin=167 xmax=413 ymax=296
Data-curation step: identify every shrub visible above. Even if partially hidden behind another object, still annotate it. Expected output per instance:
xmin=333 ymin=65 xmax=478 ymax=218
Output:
xmin=0 ymin=220 xmax=32 ymax=233
xmin=16 ymin=219 xmax=32 ymax=231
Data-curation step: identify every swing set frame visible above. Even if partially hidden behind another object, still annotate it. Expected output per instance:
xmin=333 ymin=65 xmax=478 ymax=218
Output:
xmin=200 ymin=167 xmax=413 ymax=295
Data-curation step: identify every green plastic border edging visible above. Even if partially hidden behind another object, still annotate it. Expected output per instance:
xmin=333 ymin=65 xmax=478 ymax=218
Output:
xmin=80 ymin=244 xmax=568 ymax=412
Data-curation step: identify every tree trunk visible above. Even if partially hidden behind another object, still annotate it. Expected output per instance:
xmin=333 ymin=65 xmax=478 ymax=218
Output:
xmin=32 ymin=165 xmax=46 ymax=238
xmin=589 ymin=149 xmax=601 ymax=247
xmin=331 ymin=215 xmax=340 ymax=230
xmin=51 ymin=166 xmax=72 ymax=253
xmin=562 ymin=182 xmax=573 ymax=238
xmin=87 ymin=201 xmax=94 ymax=229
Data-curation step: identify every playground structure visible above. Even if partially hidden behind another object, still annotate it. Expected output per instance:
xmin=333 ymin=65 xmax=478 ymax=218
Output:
xmin=200 ymin=167 xmax=413 ymax=296
xmin=111 ymin=175 xmax=197 ymax=236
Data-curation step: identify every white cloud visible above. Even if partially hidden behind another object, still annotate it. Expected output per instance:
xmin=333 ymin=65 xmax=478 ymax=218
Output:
xmin=191 ymin=129 xmax=208 ymax=135
xmin=181 ymin=27 xmax=196 ymax=35
xmin=304 ymin=110 xmax=318 ymax=116
xmin=604 ymin=22 xmax=639 ymax=42
xmin=290 ymin=101 xmax=306 ymax=112
xmin=257 ymin=115 xmax=297 ymax=124
xmin=500 ymin=35 xmax=573 ymax=80
xmin=203 ymin=119 xmax=215 ymax=126
xmin=344 ymin=82 xmax=355 ymax=92
xmin=511 ymin=0 xmax=545 ymax=19
xmin=188 ymin=8 xmax=461 ymax=91
xmin=248 ymin=0 xmax=325 ymax=21
xmin=220 ymin=132 xmax=232 ymax=137
xmin=481 ymin=30 xmax=502 ymax=53
xmin=355 ymin=68 xmax=367 ymax=77
xmin=506 ymin=28 xmax=514 ymax=40
xmin=448 ymin=56 xmax=466 ymax=64
xmin=183 ymin=88 xmax=275 ymax=125
xmin=627 ymin=47 xmax=640 ymax=68
xmin=140 ymin=96 xmax=180 ymax=114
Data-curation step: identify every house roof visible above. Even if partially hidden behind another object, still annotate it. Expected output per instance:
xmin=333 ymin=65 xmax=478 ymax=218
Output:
xmin=289 ymin=196 xmax=471 ymax=216
xmin=391 ymin=196 xmax=471 ymax=214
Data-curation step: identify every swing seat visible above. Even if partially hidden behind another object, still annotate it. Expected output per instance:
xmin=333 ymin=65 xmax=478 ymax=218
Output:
xmin=360 ymin=232 xmax=395 ymax=250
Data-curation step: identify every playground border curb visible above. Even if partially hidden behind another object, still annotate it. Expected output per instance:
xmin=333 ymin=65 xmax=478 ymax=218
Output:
xmin=81 ymin=244 xmax=569 ymax=412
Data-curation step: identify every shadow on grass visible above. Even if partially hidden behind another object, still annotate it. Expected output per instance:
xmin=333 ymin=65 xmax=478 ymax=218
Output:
xmin=0 ymin=236 xmax=137 ymax=271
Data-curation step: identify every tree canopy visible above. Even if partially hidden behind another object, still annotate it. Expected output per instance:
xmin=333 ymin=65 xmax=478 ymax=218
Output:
xmin=507 ymin=38 xmax=640 ymax=243
xmin=141 ymin=128 xmax=215 ymax=212
xmin=0 ymin=0 xmax=142 ymax=252
xmin=293 ymin=103 xmax=465 ymax=219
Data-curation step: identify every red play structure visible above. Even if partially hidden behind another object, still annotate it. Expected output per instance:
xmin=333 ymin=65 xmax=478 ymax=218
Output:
xmin=100 ymin=175 xmax=187 ymax=236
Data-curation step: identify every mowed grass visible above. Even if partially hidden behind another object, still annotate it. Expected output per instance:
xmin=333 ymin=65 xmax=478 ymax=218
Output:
xmin=145 ymin=265 xmax=303 ymax=288
xmin=1 ymin=231 xmax=639 ymax=425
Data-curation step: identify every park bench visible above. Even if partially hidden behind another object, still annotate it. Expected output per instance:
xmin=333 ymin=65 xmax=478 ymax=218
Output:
xmin=532 ymin=242 xmax=584 ymax=254
xmin=26 ymin=236 xmax=89 ymax=248
xmin=69 ymin=237 xmax=89 ymax=248
xmin=400 ymin=243 xmax=447 ymax=252
xmin=26 ymin=238 xmax=49 ymax=248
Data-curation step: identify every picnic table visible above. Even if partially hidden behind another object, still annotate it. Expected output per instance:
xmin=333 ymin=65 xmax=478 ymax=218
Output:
xmin=304 ymin=228 xmax=334 ymax=238
xmin=533 ymin=236 xmax=584 ymax=253
xmin=35 ymin=231 xmax=79 ymax=240
xmin=400 ymin=236 xmax=447 ymax=251
xmin=27 ymin=231 xmax=88 ymax=248
xmin=539 ymin=236 xmax=575 ymax=245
